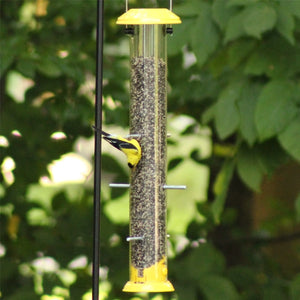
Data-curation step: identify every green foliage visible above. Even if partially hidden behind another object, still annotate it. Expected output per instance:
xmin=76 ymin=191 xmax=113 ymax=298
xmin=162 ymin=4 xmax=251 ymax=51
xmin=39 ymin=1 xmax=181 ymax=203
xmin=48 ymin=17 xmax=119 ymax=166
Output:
xmin=255 ymin=80 xmax=297 ymax=141
xmin=212 ymin=159 xmax=235 ymax=223
xmin=295 ymin=193 xmax=300 ymax=223
xmin=236 ymin=143 xmax=263 ymax=192
xmin=1 ymin=0 xmax=300 ymax=299
xmin=290 ymin=274 xmax=300 ymax=300
xmin=214 ymin=80 xmax=243 ymax=140
xmin=169 ymin=0 xmax=300 ymax=190
xmin=198 ymin=275 xmax=239 ymax=300
xmin=278 ymin=116 xmax=300 ymax=162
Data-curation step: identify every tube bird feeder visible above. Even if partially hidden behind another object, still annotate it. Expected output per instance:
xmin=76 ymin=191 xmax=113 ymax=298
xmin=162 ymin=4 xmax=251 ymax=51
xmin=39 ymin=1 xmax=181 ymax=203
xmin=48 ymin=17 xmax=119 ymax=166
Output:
xmin=116 ymin=6 xmax=181 ymax=293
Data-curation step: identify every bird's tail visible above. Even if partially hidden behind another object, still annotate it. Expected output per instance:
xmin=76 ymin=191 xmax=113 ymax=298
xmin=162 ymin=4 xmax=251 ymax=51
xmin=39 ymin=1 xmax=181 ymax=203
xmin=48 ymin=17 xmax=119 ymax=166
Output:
xmin=101 ymin=130 xmax=110 ymax=137
xmin=92 ymin=125 xmax=110 ymax=137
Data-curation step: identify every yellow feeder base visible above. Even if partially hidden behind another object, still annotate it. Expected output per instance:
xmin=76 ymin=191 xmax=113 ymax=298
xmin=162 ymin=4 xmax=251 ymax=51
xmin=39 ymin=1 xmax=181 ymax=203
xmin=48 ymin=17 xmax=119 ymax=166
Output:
xmin=123 ymin=258 xmax=174 ymax=293
xmin=123 ymin=280 xmax=174 ymax=293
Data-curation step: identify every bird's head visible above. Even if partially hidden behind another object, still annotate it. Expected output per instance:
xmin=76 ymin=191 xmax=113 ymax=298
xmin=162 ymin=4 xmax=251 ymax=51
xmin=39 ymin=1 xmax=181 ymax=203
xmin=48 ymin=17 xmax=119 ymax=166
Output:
xmin=128 ymin=162 xmax=134 ymax=168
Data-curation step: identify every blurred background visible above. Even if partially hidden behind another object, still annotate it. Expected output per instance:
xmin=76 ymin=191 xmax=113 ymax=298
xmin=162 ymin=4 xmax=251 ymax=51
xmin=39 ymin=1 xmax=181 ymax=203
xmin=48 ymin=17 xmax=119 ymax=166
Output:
xmin=1 ymin=0 xmax=300 ymax=299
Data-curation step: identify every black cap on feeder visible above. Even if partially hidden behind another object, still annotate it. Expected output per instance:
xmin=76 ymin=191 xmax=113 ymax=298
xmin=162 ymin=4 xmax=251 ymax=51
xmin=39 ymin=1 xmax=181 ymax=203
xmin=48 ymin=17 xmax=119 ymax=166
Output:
xmin=116 ymin=4 xmax=181 ymax=294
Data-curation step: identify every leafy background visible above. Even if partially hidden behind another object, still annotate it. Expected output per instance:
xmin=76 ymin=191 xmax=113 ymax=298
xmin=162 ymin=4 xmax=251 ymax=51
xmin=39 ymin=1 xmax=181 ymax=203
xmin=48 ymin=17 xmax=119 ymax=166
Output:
xmin=1 ymin=0 xmax=300 ymax=299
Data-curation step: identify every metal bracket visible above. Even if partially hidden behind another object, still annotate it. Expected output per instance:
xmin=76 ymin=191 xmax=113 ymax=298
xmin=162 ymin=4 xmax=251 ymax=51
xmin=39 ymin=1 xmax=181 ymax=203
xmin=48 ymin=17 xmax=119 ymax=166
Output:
xmin=109 ymin=183 xmax=186 ymax=190
xmin=124 ymin=27 xmax=134 ymax=35
xmin=109 ymin=183 xmax=130 ymax=188
xmin=126 ymin=236 xmax=144 ymax=242
xmin=163 ymin=185 xmax=186 ymax=190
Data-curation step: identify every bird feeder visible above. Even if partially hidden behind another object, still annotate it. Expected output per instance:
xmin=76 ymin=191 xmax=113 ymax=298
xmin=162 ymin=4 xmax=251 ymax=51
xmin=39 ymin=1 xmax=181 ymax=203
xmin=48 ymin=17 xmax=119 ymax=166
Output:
xmin=115 ymin=3 xmax=181 ymax=293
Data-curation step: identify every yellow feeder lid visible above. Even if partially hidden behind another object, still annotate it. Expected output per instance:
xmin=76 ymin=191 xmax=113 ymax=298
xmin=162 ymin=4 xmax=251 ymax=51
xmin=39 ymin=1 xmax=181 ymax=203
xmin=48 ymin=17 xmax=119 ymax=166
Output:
xmin=117 ymin=8 xmax=181 ymax=25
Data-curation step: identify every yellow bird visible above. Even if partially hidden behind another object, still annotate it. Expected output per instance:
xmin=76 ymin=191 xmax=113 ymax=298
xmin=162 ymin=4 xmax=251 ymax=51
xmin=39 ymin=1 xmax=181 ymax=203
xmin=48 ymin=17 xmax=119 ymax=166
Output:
xmin=101 ymin=130 xmax=142 ymax=168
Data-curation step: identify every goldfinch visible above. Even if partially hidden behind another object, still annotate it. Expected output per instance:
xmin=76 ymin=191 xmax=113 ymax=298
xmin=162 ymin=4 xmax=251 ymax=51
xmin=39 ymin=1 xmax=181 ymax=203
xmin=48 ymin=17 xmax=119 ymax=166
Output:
xmin=100 ymin=130 xmax=141 ymax=168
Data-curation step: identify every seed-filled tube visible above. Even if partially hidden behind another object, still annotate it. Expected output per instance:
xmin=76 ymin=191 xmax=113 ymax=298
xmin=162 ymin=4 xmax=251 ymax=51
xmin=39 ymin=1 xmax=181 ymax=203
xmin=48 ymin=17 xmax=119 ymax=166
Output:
xmin=117 ymin=8 xmax=181 ymax=293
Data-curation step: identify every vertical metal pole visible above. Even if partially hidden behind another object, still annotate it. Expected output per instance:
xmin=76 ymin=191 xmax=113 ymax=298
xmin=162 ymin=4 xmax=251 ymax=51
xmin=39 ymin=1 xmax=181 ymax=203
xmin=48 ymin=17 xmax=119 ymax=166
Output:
xmin=92 ymin=0 xmax=104 ymax=299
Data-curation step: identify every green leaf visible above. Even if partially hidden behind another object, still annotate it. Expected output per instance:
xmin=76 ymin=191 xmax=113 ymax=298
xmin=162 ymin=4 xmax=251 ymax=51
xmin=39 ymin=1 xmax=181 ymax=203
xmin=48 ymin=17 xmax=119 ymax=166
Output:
xmin=255 ymin=140 xmax=288 ymax=175
xmin=224 ymin=2 xmax=276 ymax=43
xmin=215 ymin=81 xmax=242 ymax=139
xmin=224 ymin=10 xmax=246 ymax=43
xmin=3 ymin=288 xmax=39 ymax=300
xmin=285 ymin=0 xmax=300 ymax=19
xmin=208 ymin=48 xmax=228 ymax=77
xmin=275 ymin=3 xmax=295 ymax=45
xmin=212 ymin=0 xmax=238 ymax=30
xmin=237 ymin=82 xmax=260 ymax=146
xmin=228 ymin=0 xmax=259 ymax=7
xmin=238 ymin=141 xmax=286 ymax=190
xmin=237 ymin=144 xmax=263 ymax=191
xmin=278 ymin=115 xmax=300 ymax=162
xmin=290 ymin=274 xmax=300 ymax=300
xmin=263 ymin=286 xmax=287 ymax=300
xmin=244 ymin=47 xmax=270 ymax=76
xmin=244 ymin=36 xmax=300 ymax=78
xmin=202 ymin=103 xmax=217 ymax=125
xmin=173 ymin=244 xmax=226 ymax=281
xmin=0 ymin=35 xmax=25 ymax=76
xmin=255 ymin=80 xmax=297 ymax=141
xmin=37 ymin=57 xmax=62 ymax=78
xmin=173 ymin=0 xmax=203 ymax=17
xmin=228 ymin=39 xmax=256 ymax=68
xmin=168 ymin=19 xmax=194 ymax=56
xmin=295 ymin=194 xmax=300 ymax=223
xmin=227 ymin=265 xmax=257 ymax=289
xmin=243 ymin=3 xmax=277 ymax=39
xmin=190 ymin=2 xmax=219 ymax=67
xmin=199 ymin=275 xmax=239 ymax=300
xmin=212 ymin=159 xmax=235 ymax=223
xmin=16 ymin=58 xmax=36 ymax=78
xmin=175 ymin=285 xmax=197 ymax=300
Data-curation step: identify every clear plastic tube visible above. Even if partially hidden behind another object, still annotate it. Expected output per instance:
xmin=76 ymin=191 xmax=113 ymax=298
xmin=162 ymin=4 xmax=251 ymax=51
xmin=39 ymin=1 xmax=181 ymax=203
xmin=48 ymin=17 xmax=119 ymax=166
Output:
xmin=123 ymin=24 xmax=173 ymax=292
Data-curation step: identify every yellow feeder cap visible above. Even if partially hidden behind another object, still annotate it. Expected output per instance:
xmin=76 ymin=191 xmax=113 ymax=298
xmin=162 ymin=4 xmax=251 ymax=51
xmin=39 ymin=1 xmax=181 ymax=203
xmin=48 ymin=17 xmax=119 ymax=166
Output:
xmin=117 ymin=8 xmax=181 ymax=25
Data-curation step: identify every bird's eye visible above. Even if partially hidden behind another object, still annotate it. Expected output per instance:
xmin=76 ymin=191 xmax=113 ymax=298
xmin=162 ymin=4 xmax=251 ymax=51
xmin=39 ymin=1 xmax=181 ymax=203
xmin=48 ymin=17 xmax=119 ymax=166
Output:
xmin=128 ymin=163 xmax=134 ymax=168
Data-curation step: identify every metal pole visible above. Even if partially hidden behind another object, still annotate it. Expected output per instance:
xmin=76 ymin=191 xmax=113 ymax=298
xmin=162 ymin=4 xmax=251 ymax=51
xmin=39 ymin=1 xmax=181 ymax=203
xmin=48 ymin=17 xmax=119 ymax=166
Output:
xmin=92 ymin=0 xmax=104 ymax=299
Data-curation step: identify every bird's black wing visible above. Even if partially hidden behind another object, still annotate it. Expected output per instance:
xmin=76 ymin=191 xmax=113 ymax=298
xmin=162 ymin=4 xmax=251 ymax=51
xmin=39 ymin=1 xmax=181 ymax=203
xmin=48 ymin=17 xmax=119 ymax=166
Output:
xmin=119 ymin=142 xmax=138 ymax=150
xmin=103 ymin=137 xmax=122 ymax=150
xmin=103 ymin=137 xmax=137 ymax=151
